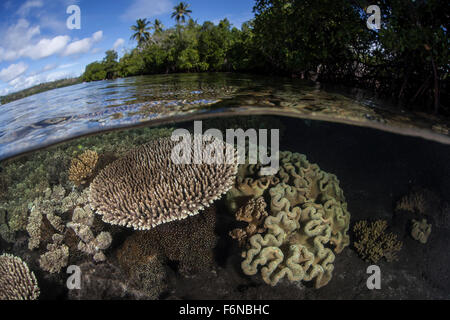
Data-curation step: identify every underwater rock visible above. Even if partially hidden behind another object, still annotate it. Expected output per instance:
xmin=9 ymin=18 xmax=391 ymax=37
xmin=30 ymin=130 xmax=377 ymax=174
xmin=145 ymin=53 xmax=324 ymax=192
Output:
xmin=89 ymin=135 xmax=237 ymax=230
xmin=353 ymin=220 xmax=403 ymax=263
xmin=240 ymin=152 xmax=350 ymax=289
xmin=68 ymin=262 xmax=149 ymax=300
xmin=411 ymin=219 xmax=432 ymax=244
xmin=0 ymin=253 xmax=40 ymax=300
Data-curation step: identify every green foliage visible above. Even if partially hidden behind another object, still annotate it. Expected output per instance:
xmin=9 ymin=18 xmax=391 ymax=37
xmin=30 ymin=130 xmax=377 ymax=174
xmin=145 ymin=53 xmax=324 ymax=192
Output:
xmin=79 ymin=0 xmax=448 ymax=114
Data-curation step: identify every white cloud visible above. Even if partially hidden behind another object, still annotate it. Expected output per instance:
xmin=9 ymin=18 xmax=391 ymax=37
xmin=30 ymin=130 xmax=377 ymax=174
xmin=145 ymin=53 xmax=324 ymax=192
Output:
xmin=112 ymin=38 xmax=125 ymax=50
xmin=0 ymin=62 xmax=28 ymax=82
xmin=121 ymin=0 xmax=172 ymax=21
xmin=63 ymin=31 xmax=103 ymax=56
xmin=17 ymin=0 xmax=43 ymax=16
xmin=21 ymin=35 xmax=71 ymax=60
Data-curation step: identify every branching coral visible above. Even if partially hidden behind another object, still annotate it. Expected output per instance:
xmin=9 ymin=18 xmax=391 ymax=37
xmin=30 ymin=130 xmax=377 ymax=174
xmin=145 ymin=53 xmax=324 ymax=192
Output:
xmin=396 ymin=192 xmax=427 ymax=214
xmin=411 ymin=219 xmax=432 ymax=244
xmin=0 ymin=253 xmax=40 ymax=300
xmin=67 ymin=204 xmax=112 ymax=262
xmin=89 ymin=135 xmax=237 ymax=230
xmin=240 ymin=152 xmax=350 ymax=289
xmin=229 ymin=197 xmax=268 ymax=247
xmin=68 ymin=150 xmax=99 ymax=186
xmin=39 ymin=233 xmax=69 ymax=273
xmin=353 ymin=220 xmax=402 ymax=263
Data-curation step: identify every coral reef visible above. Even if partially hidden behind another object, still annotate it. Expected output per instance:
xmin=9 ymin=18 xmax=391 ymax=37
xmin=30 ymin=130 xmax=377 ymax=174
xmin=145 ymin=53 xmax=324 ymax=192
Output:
xmin=39 ymin=233 xmax=69 ymax=273
xmin=0 ymin=253 xmax=40 ymax=300
xmin=411 ymin=219 xmax=432 ymax=244
xmin=89 ymin=135 xmax=237 ymax=230
xmin=240 ymin=152 xmax=350 ymax=289
xmin=117 ymin=206 xmax=217 ymax=277
xmin=26 ymin=185 xmax=82 ymax=250
xmin=67 ymin=204 xmax=112 ymax=262
xmin=229 ymin=197 xmax=268 ymax=247
xmin=68 ymin=150 xmax=99 ymax=186
xmin=396 ymin=192 xmax=427 ymax=214
xmin=353 ymin=220 xmax=403 ymax=263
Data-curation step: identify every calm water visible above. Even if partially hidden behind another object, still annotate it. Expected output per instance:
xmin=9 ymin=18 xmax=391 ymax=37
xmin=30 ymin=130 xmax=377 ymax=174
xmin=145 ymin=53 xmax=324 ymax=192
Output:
xmin=1 ymin=73 xmax=450 ymax=300
xmin=1 ymin=73 xmax=449 ymax=160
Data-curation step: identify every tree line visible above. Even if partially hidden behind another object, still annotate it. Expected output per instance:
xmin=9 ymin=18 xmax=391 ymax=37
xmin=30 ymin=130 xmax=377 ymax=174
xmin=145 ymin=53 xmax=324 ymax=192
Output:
xmin=82 ymin=0 xmax=449 ymax=115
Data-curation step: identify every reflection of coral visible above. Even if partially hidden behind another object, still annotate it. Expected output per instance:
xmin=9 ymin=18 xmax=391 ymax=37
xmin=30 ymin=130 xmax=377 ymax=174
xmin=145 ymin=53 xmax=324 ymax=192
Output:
xmin=411 ymin=219 xmax=432 ymax=244
xmin=0 ymin=253 xmax=40 ymax=300
xmin=68 ymin=150 xmax=99 ymax=186
xmin=353 ymin=220 xmax=402 ymax=263
xmin=117 ymin=206 xmax=217 ymax=276
xmin=229 ymin=197 xmax=268 ymax=247
xmin=67 ymin=205 xmax=112 ymax=262
xmin=240 ymin=152 xmax=350 ymax=289
xmin=39 ymin=233 xmax=69 ymax=274
xmin=90 ymin=135 xmax=237 ymax=230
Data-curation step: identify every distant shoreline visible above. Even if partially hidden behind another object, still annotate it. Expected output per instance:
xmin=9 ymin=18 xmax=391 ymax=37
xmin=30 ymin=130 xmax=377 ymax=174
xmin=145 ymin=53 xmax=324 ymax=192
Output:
xmin=0 ymin=77 xmax=82 ymax=105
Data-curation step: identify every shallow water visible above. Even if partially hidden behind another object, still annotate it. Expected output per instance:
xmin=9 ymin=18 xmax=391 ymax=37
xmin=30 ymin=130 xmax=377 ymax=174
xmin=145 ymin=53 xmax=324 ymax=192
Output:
xmin=0 ymin=73 xmax=449 ymax=300
xmin=1 ymin=73 xmax=449 ymax=161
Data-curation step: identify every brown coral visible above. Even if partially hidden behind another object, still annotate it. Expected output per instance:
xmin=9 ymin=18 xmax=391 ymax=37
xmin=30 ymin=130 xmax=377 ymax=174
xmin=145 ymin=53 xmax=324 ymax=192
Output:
xmin=117 ymin=206 xmax=217 ymax=276
xmin=353 ymin=220 xmax=403 ymax=263
xmin=0 ymin=253 xmax=40 ymax=300
xmin=89 ymin=135 xmax=237 ymax=230
xmin=68 ymin=150 xmax=99 ymax=186
xmin=229 ymin=197 xmax=268 ymax=247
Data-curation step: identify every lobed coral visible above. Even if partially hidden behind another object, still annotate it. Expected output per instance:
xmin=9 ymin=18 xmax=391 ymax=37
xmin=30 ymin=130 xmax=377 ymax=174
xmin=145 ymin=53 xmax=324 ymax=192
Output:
xmin=229 ymin=197 xmax=268 ymax=247
xmin=411 ymin=219 xmax=432 ymax=244
xmin=240 ymin=152 xmax=350 ymax=289
xmin=89 ymin=135 xmax=237 ymax=230
xmin=68 ymin=150 xmax=99 ymax=186
xmin=353 ymin=220 xmax=402 ymax=263
xmin=0 ymin=253 xmax=40 ymax=300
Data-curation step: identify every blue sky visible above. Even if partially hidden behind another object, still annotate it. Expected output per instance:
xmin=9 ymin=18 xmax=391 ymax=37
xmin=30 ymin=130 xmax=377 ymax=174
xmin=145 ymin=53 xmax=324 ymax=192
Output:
xmin=0 ymin=0 xmax=254 ymax=96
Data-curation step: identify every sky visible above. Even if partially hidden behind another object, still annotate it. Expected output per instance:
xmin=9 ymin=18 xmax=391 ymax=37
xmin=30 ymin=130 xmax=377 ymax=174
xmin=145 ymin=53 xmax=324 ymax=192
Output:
xmin=0 ymin=0 xmax=255 ymax=96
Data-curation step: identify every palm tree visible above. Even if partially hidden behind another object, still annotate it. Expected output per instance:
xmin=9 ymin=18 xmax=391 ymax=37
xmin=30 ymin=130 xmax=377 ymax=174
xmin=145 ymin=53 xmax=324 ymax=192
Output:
xmin=171 ymin=2 xmax=192 ymax=25
xmin=153 ymin=19 xmax=164 ymax=34
xmin=130 ymin=18 xmax=152 ymax=48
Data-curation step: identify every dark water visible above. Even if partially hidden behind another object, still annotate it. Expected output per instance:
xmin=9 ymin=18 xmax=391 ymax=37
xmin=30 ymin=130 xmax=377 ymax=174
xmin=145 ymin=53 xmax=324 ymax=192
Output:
xmin=0 ymin=73 xmax=449 ymax=300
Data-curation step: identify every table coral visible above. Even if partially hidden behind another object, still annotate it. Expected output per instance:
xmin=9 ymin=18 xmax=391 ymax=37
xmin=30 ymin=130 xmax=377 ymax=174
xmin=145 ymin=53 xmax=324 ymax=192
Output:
xmin=0 ymin=253 xmax=40 ymax=300
xmin=240 ymin=152 xmax=350 ymax=289
xmin=353 ymin=220 xmax=403 ymax=263
xmin=89 ymin=135 xmax=237 ymax=230
xmin=411 ymin=219 xmax=432 ymax=244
